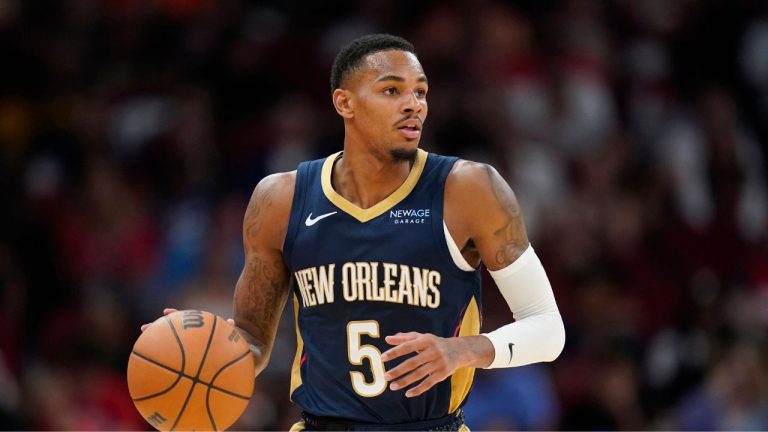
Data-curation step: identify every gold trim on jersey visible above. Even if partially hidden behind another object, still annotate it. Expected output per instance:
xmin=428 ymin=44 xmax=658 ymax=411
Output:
xmin=290 ymin=294 xmax=304 ymax=398
xmin=449 ymin=296 xmax=480 ymax=413
xmin=320 ymin=149 xmax=428 ymax=223
xmin=289 ymin=421 xmax=305 ymax=432
xmin=290 ymin=419 xmax=468 ymax=431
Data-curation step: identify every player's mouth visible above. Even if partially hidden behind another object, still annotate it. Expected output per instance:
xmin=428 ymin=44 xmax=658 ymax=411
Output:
xmin=396 ymin=119 xmax=422 ymax=139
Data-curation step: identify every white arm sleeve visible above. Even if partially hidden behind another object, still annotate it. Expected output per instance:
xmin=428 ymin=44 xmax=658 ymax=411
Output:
xmin=481 ymin=246 xmax=565 ymax=368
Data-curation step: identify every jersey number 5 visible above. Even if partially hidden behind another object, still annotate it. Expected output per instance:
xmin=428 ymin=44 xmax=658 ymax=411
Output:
xmin=347 ymin=321 xmax=387 ymax=397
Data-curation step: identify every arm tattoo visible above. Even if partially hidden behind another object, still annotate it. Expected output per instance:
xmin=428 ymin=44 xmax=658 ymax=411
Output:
xmin=485 ymin=165 xmax=529 ymax=267
xmin=243 ymin=186 xmax=272 ymax=252
xmin=235 ymin=184 xmax=290 ymax=355
xmin=239 ymin=254 xmax=289 ymax=345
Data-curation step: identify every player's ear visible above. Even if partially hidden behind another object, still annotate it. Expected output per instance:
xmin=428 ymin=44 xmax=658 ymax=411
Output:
xmin=333 ymin=89 xmax=354 ymax=118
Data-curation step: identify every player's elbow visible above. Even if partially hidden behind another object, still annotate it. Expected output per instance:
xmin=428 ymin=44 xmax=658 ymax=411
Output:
xmin=543 ymin=312 xmax=565 ymax=362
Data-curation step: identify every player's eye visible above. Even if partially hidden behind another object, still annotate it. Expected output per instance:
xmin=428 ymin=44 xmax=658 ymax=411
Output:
xmin=384 ymin=87 xmax=398 ymax=95
xmin=415 ymin=88 xmax=427 ymax=97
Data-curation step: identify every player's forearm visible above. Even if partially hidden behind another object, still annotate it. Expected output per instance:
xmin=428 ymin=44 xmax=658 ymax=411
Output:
xmin=482 ymin=312 xmax=565 ymax=367
xmin=232 ymin=325 xmax=272 ymax=375
xmin=232 ymin=252 xmax=290 ymax=375
xmin=232 ymin=278 xmax=289 ymax=376
xmin=481 ymin=245 xmax=566 ymax=368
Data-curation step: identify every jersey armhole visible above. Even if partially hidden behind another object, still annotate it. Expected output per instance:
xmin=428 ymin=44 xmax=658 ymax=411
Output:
xmin=430 ymin=154 xmax=478 ymax=274
xmin=443 ymin=220 xmax=476 ymax=272
xmin=282 ymin=165 xmax=309 ymax=266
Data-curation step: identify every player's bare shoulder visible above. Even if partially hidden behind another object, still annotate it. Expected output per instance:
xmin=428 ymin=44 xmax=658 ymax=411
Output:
xmin=445 ymin=160 xmax=529 ymax=271
xmin=244 ymin=171 xmax=297 ymax=252
xmin=445 ymin=159 xmax=494 ymax=198
xmin=444 ymin=160 xmax=503 ymax=227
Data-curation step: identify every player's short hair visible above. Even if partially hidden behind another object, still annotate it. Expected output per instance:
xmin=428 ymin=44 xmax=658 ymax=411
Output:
xmin=330 ymin=34 xmax=416 ymax=92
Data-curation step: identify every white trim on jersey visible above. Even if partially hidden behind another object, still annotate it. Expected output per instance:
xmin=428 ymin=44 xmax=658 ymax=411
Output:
xmin=443 ymin=221 xmax=476 ymax=272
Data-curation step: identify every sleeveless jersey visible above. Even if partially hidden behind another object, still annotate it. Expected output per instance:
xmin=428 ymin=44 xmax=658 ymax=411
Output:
xmin=282 ymin=149 xmax=482 ymax=424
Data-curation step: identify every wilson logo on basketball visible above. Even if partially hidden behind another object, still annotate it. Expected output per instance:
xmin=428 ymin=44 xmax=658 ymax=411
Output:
xmin=182 ymin=310 xmax=204 ymax=329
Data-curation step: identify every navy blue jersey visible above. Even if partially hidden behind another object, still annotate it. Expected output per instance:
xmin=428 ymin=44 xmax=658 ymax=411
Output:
xmin=282 ymin=149 xmax=482 ymax=424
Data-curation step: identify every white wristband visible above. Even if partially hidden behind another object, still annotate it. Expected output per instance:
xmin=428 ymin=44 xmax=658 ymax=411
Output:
xmin=481 ymin=246 xmax=565 ymax=368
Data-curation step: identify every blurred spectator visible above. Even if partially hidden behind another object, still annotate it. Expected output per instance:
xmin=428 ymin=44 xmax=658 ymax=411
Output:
xmin=463 ymin=364 xmax=560 ymax=430
xmin=675 ymin=343 xmax=768 ymax=430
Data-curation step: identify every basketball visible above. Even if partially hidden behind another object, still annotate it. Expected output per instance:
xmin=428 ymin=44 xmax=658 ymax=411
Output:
xmin=127 ymin=310 xmax=255 ymax=431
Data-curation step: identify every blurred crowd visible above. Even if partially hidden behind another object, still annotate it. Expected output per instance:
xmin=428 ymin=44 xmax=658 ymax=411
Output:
xmin=1 ymin=0 xmax=768 ymax=430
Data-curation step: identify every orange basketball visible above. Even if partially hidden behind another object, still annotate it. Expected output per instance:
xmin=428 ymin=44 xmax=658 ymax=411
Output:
xmin=127 ymin=310 xmax=255 ymax=431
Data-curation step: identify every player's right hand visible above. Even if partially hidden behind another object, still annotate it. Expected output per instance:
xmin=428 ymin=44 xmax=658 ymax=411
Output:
xmin=140 ymin=308 xmax=178 ymax=332
xmin=139 ymin=308 xmax=237 ymax=332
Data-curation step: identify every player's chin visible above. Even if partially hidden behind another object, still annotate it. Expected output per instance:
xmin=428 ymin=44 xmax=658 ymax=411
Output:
xmin=390 ymin=147 xmax=419 ymax=163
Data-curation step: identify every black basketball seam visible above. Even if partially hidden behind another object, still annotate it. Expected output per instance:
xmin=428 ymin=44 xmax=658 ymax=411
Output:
xmin=203 ymin=319 xmax=226 ymax=432
xmin=130 ymin=351 xmax=249 ymax=400
xmin=204 ymin=348 xmax=254 ymax=429
xmin=206 ymin=349 xmax=253 ymax=399
xmin=131 ymin=351 xmax=180 ymax=375
xmin=161 ymin=314 xmax=189 ymax=429
xmin=128 ymin=315 xmax=188 ymax=414
xmin=166 ymin=315 xmax=187 ymax=374
xmin=208 ymin=349 xmax=253 ymax=397
xmin=170 ymin=313 xmax=217 ymax=432
xmin=206 ymin=384 xmax=252 ymax=400
xmin=129 ymin=351 xmax=184 ymax=401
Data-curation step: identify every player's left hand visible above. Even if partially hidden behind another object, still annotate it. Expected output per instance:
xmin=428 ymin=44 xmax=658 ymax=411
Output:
xmin=381 ymin=332 xmax=467 ymax=398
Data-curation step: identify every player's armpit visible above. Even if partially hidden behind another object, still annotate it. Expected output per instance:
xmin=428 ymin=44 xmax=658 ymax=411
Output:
xmin=233 ymin=172 xmax=295 ymax=375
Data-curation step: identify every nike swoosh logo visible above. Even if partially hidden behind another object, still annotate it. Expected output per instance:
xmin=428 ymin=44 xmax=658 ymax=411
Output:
xmin=508 ymin=343 xmax=514 ymax=365
xmin=305 ymin=211 xmax=337 ymax=226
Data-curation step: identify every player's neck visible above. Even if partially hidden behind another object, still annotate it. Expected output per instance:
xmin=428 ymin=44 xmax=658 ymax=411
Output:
xmin=332 ymin=146 xmax=414 ymax=210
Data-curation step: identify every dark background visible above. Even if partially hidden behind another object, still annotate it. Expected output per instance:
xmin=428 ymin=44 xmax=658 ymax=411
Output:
xmin=1 ymin=0 xmax=767 ymax=430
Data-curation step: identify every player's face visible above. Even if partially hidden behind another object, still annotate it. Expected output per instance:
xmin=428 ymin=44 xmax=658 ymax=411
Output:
xmin=346 ymin=50 xmax=428 ymax=161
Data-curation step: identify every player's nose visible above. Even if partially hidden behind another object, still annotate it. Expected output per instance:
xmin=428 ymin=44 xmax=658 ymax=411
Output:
xmin=402 ymin=91 xmax=424 ymax=114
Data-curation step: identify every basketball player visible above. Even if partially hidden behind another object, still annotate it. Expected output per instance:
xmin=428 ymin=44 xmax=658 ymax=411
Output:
xmin=147 ymin=34 xmax=564 ymax=431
